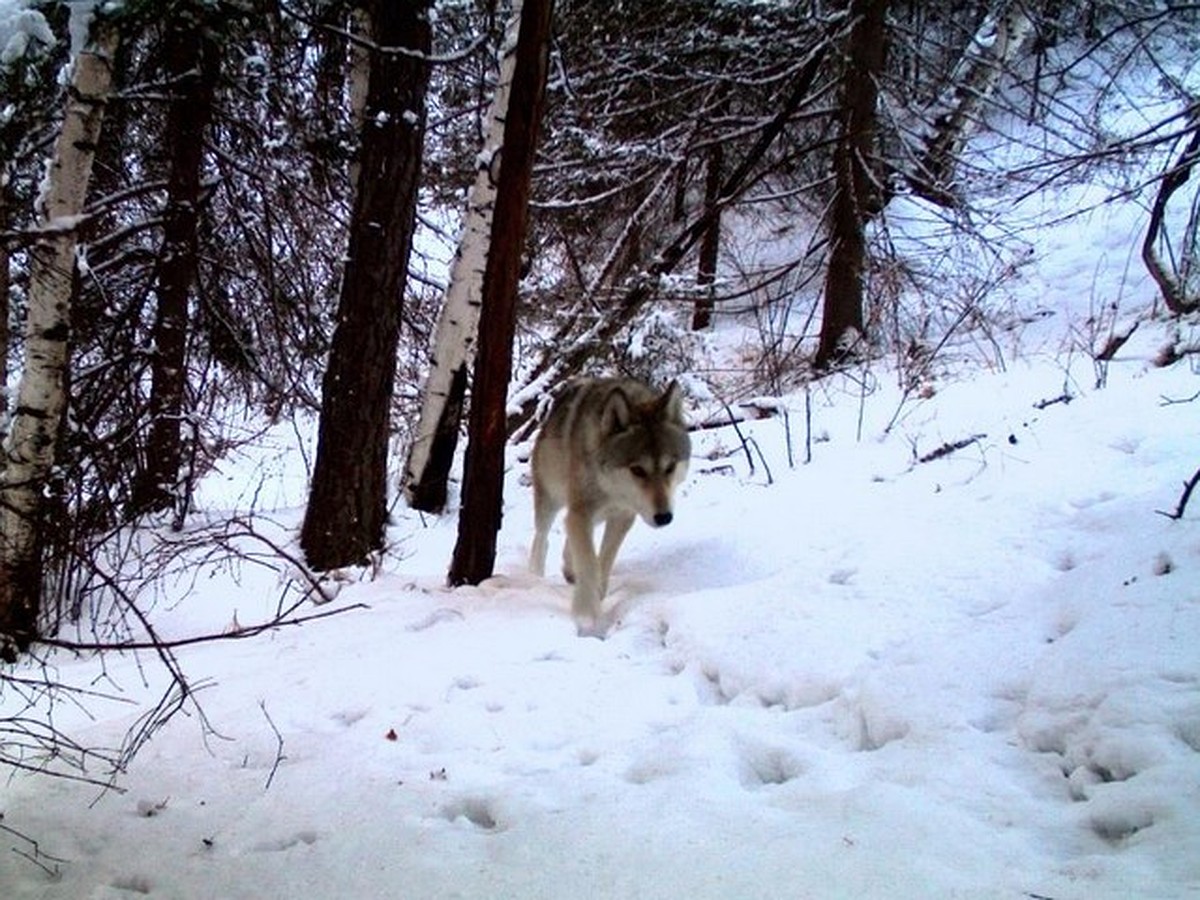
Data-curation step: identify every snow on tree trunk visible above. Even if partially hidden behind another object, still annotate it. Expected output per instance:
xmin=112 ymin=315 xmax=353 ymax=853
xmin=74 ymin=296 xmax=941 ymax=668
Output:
xmin=913 ymin=3 xmax=1034 ymax=207
xmin=402 ymin=0 xmax=524 ymax=514
xmin=0 ymin=17 xmax=118 ymax=663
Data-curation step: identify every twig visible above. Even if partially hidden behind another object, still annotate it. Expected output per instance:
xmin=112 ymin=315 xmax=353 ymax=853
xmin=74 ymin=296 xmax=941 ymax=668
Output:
xmin=1160 ymin=389 xmax=1200 ymax=406
xmin=804 ymin=385 xmax=813 ymax=465
xmin=39 ymin=603 xmax=368 ymax=653
xmin=715 ymin=403 xmax=753 ymax=475
xmin=2 ymin=821 xmax=66 ymax=880
xmin=1033 ymin=393 xmax=1073 ymax=410
xmin=1156 ymin=465 xmax=1200 ymax=520
xmin=259 ymin=702 xmax=286 ymax=791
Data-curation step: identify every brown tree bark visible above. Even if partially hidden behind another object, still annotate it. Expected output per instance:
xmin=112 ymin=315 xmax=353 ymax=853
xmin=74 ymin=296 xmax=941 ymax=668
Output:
xmin=691 ymin=137 xmax=723 ymax=331
xmin=448 ymin=0 xmax=555 ymax=587
xmin=301 ymin=0 xmax=431 ymax=571
xmin=814 ymin=0 xmax=887 ymax=370
xmin=130 ymin=4 xmax=221 ymax=522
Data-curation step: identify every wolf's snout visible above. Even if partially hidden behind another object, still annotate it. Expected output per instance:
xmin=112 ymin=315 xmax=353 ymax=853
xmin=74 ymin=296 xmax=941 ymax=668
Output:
xmin=653 ymin=511 xmax=674 ymax=527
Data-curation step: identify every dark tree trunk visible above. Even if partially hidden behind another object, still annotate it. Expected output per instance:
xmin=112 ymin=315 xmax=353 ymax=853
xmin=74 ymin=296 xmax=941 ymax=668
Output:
xmin=130 ymin=5 xmax=220 ymax=521
xmin=691 ymin=137 xmax=723 ymax=331
xmin=815 ymin=0 xmax=887 ymax=370
xmin=1142 ymin=121 xmax=1200 ymax=315
xmin=448 ymin=0 xmax=554 ymax=587
xmin=0 ymin=176 xmax=9 ymax=435
xmin=405 ymin=363 xmax=467 ymax=513
xmin=301 ymin=0 xmax=431 ymax=571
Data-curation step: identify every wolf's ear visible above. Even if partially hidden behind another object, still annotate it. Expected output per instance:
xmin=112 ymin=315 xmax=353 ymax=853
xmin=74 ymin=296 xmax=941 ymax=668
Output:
xmin=601 ymin=388 xmax=633 ymax=435
xmin=655 ymin=380 xmax=684 ymax=422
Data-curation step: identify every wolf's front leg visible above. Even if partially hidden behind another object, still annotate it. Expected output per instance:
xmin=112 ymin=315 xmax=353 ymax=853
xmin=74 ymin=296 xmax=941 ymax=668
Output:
xmin=597 ymin=512 xmax=635 ymax=599
xmin=564 ymin=509 xmax=603 ymax=634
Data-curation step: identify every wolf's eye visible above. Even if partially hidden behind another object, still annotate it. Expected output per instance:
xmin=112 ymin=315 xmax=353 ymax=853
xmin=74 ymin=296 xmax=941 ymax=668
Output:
xmin=663 ymin=462 xmax=676 ymax=477
xmin=630 ymin=465 xmax=648 ymax=479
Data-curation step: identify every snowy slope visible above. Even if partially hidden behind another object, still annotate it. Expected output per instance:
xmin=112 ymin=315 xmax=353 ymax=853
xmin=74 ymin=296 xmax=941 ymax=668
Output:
xmin=2 ymin=308 xmax=1198 ymax=899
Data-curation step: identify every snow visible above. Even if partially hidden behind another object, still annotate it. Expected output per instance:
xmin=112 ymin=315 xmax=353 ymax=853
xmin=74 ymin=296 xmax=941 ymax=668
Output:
xmin=3 ymin=295 xmax=1199 ymax=898
xmin=0 ymin=1 xmax=53 ymax=67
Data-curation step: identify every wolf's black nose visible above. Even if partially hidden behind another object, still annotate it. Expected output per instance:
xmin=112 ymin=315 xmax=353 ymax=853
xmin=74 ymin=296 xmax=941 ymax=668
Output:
xmin=653 ymin=512 xmax=673 ymax=527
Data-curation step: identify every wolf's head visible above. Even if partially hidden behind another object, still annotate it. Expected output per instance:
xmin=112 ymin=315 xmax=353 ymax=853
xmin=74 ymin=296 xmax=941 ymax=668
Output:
xmin=598 ymin=381 xmax=691 ymax=527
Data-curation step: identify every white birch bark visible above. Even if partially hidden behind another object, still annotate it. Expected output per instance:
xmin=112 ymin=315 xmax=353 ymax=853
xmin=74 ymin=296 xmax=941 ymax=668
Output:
xmin=402 ymin=0 xmax=523 ymax=504
xmin=0 ymin=18 xmax=117 ymax=659
xmin=916 ymin=3 xmax=1034 ymax=202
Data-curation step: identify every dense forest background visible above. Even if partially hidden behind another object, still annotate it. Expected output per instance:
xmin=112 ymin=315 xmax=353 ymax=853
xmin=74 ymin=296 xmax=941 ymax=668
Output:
xmin=0 ymin=0 xmax=1197 ymax=691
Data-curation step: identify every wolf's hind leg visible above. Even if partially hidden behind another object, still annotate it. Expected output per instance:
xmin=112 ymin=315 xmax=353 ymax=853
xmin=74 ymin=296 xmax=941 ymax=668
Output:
xmin=529 ymin=484 xmax=559 ymax=577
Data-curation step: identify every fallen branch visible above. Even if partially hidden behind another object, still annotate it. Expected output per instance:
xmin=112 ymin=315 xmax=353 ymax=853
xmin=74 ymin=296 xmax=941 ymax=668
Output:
xmin=2 ymin=819 xmax=68 ymax=879
xmin=1156 ymin=465 xmax=1200 ymax=520
xmin=1033 ymin=393 xmax=1073 ymax=410
xmin=917 ymin=434 xmax=987 ymax=464
xmin=38 ymin=602 xmax=368 ymax=654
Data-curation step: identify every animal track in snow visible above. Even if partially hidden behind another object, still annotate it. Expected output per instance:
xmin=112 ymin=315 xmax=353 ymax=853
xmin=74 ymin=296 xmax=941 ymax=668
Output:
xmin=110 ymin=874 xmax=153 ymax=894
xmin=331 ymin=708 xmax=369 ymax=727
xmin=1089 ymin=806 xmax=1154 ymax=845
xmin=438 ymin=796 xmax=501 ymax=832
xmin=737 ymin=743 xmax=806 ymax=789
xmin=252 ymin=830 xmax=319 ymax=853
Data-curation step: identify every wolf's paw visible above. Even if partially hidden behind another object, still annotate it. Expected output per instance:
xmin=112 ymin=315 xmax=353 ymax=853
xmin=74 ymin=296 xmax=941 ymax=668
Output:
xmin=574 ymin=614 xmax=609 ymax=639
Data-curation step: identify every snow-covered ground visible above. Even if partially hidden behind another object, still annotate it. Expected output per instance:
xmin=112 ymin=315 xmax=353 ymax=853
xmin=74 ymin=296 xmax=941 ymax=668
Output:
xmin=4 ymin=22 xmax=1200 ymax=888
xmin=3 ymin=265 xmax=1199 ymax=898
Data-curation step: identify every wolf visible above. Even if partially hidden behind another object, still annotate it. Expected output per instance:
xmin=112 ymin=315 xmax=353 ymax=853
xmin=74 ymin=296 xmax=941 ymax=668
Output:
xmin=529 ymin=377 xmax=691 ymax=634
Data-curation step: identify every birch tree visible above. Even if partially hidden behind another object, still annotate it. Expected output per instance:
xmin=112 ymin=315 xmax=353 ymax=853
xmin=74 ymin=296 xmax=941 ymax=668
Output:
xmin=910 ymin=2 xmax=1035 ymax=208
xmin=402 ymin=1 xmax=524 ymax=514
xmin=0 ymin=14 xmax=118 ymax=663
xmin=448 ymin=0 xmax=554 ymax=587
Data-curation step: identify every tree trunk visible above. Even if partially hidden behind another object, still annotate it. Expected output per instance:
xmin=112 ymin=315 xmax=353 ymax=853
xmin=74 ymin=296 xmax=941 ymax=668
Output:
xmin=130 ymin=5 xmax=220 ymax=522
xmin=300 ymin=0 xmax=431 ymax=571
xmin=0 ymin=170 xmax=9 ymax=440
xmin=691 ymin=137 xmax=723 ymax=330
xmin=1142 ymin=119 xmax=1200 ymax=315
xmin=403 ymin=0 xmax=525 ymax=513
xmin=448 ymin=0 xmax=554 ymax=587
xmin=347 ymin=5 xmax=372 ymax=194
xmin=815 ymin=0 xmax=887 ymax=370
xmin=912 ymin=3 xmax=1033 ymax=207
xmin=0 ymin=20 xmax=118 ymax=663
